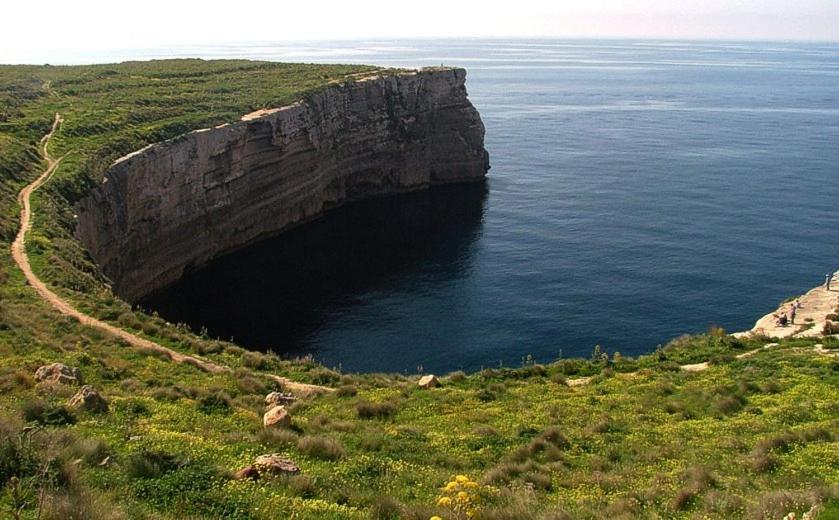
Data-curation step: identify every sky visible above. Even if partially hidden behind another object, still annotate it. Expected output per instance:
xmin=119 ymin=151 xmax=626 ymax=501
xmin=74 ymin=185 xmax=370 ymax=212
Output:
xmin=2 ymin=0 xmax=838 ymax=63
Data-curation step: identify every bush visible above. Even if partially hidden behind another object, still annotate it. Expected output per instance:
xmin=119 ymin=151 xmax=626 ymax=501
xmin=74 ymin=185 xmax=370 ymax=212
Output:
xmin=336 ymin=385 xmax=358 ymax=397
xmin=357 ymin=401 xmax=397 ymax=419
xmin=447 ymin=371 xmax=467 ymax=383
xmin=288 ymin=474 xmax=316 ymax=498
xmin=125 ymin=449 xmax=181 ymax=479
xmin=370 ymin=496 xmax=405 ymax=519
xmin=22 ymin=400 xmax=76 ymax=426
xmin=0 ymin=431 xmax=38 ymax=484
xmin=63 ymin=437 xmax=110 ymax=466
xmin=197 ymin=391 xmax=232 ymax=414
xmin=297 ymin=436 xmax=345 ymax=461
xmin=241 ymin=351 xmax=271 ymax=370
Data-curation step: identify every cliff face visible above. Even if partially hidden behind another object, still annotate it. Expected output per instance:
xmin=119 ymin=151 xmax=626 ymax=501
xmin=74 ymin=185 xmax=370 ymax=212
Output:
xmin=75 ymin=68 xmax=489 ymax=302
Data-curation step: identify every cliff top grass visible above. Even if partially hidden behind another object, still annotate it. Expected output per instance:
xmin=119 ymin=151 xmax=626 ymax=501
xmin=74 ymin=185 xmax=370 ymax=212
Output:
xmin=0 ymin=60 xmax=837 ymax=519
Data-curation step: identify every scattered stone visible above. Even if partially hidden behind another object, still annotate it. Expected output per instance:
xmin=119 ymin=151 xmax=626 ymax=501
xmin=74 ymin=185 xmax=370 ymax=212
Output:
xmin=254 ymin=454 xmax=299 ymax=476
xmin=68 ymin=385 xmax=108 ymax=413
xmin=234 ymin=454 xmax=299 ymax=480
xmin=418 ymin=374 xmax=439 ymax=389
xmin=265 ymin=391 xmax=297 ymax=407
xmin=263 ymin=405 xmax=291 ymax=428
xmin=34 ymin=363 xmax=83 ymax=385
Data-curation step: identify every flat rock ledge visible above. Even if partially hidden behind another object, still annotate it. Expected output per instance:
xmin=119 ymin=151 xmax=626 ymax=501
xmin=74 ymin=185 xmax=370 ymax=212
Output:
xmin=234 ymin=454 xmax=299 ymax=480
xmin=35 ymin=363 xmax=83 ymax=385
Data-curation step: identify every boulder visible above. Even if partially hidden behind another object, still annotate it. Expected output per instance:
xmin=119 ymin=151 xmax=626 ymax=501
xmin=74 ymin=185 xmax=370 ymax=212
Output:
xmin=68 ymin=385 xmax=108 ymax=413
xmin=234 ymin=454 xmax=299 ymax=480
xmin=254 ymin=454 xmax=299 ymax=476
xmin=418 ymin=374 xmax=439 ymax=389
xmin=263 ymin=405 xmax=291 ymax=428
xmin=35 ymin=363 xmax=83 ymax=385
xmin=265 ymin=391 xmax=297 ymax=407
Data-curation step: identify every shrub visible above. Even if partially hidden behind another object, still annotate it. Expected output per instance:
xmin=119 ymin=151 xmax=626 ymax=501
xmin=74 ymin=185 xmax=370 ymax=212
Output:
xmin=0 ymin=432 xmax=38 ymax=484
xmin=823 ymin=321 xmax=839 ymax=335
xmin=197 ymin=391 xmax=232 ymax=414
xmin=336 ymin=385 xmax=358 ymax=397
xmin=41 ymin=487 xmax=125 ymax=520
xmin=288 ymin=474 xmax=317 ymax=498
xmin=550 ymin=373 xmax=567 ymax=386
xmin=241 ymin=351 xmax=271 ymax=370
xmin=151 ymin=386 xmax=182 ymax=401
xmin=125 ymin=449 xmax=181 ymax=479
xmin=297 ymin=436 xmax=345 ymax=461
xmin=235 ymin=372 xmax=269 ymax=395
xmin=713 ymin=393 xmax=746 ymax=417
xmin=447 ymin=371 xmax=467 ymax=383
xmin=357 ymin=401 xmax=397 ymax=419
xmin=370 ymin=496 xmax=404 ymax=519
xmin=63 ymin=437 xmax=110 ymax=466
xmin=22 ymin=400 xmax=76 ymax=426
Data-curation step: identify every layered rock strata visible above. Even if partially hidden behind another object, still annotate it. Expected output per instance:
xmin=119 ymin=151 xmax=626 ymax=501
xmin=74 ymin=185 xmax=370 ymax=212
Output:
xmin=75 ymin=67 xmax=489 ymax=301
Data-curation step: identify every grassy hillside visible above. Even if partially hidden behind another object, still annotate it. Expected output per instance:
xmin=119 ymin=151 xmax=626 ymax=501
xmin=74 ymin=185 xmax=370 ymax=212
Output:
xmin=0 ymin=60 xmax=837 ymax=519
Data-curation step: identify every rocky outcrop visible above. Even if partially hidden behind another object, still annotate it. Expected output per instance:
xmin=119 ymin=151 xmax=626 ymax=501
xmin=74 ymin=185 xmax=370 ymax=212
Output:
xmin=35 ymin=363 xmax=83 ymax=385
xmin=75 ymin=68 xmax=489 ymax=301
xmin=234 ymin=454 xmax=300 ymax=480
xmin=69 ymin=385 xmax=109 ymax=413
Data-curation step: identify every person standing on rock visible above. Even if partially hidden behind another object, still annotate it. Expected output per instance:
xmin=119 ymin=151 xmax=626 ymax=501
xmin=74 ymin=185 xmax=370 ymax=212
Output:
xmin=826 ymin=274 xmax=832 ymax=291
xmin=789 ymin=304 xmax=796 ymax=325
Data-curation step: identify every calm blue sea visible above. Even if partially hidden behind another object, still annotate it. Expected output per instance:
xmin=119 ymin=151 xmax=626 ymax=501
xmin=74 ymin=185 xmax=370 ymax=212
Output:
xmin=103 ymin=39 xmax=839 ymax=374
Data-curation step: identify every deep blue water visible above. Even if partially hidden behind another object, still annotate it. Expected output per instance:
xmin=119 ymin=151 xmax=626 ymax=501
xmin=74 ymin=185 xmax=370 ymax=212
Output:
xmin=137 ymin=40 xmax=839 ymax=373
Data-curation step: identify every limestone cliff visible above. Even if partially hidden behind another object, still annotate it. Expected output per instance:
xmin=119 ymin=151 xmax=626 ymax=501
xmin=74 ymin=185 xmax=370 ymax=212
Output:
xmin=75 ymin=67 xmax=489 ymax=301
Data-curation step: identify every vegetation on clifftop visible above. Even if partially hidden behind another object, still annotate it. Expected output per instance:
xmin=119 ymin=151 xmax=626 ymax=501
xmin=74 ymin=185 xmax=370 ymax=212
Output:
xmin=0 ymin=60 xmax=836 ymax=519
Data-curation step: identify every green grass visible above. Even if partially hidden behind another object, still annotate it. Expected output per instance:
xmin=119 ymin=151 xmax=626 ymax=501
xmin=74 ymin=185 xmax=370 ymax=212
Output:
xmin=0 ymin=60 xmax=836 ymax=519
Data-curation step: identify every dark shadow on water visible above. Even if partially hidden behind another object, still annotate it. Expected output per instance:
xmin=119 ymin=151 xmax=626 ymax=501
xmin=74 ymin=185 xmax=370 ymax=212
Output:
xmin=141 ymin=182 xmax=488 ymax=357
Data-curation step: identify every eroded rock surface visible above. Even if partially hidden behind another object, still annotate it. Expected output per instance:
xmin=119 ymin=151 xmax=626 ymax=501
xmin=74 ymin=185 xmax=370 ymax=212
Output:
xmin=35 ymin=363 xmax=83 ymax=385
xmin=263 ymin=405 xmax=291 ymax=428
xmin=76 ymin=68 xmax=489 ymax=301
xmin=69 ymin=385 xmax=109 ymax=413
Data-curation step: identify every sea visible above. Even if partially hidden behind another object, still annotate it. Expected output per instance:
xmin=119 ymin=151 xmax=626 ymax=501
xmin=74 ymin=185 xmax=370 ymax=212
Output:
xmin=50 ymin=39 xmax=839 ymax=373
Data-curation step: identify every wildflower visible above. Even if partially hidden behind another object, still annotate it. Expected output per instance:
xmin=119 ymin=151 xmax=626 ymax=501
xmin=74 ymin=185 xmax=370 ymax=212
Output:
xmin=430 ymin=517 xmax=443 ymax=520
xmin=455 ymin=475 xmax=469 ymax=483
xmin=437 ymin=497 xmax=452 ymax=507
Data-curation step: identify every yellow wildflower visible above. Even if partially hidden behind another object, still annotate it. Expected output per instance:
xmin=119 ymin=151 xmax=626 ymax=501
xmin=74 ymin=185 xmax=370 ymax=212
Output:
xmin=437 ymin=497 xmax=452 ymax=507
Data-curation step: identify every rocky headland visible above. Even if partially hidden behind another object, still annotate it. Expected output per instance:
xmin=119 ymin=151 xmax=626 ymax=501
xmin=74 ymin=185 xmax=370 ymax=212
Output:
xmin=74 ymin=67 xmax=489 ymax=301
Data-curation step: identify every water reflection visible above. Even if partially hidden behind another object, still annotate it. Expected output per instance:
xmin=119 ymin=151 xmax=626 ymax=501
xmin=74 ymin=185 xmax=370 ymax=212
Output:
xmin=143 ymin=182 xmax=488 ymax=357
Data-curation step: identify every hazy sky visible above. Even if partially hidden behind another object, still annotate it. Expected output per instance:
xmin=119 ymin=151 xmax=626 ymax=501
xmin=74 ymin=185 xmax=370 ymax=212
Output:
xmin=2 ymin=0 xmax=838 ymax=62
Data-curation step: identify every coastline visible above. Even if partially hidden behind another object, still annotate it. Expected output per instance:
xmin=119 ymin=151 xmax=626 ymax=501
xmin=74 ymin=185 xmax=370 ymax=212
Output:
xmin=735 ymin=271 xmax=838 ymax=339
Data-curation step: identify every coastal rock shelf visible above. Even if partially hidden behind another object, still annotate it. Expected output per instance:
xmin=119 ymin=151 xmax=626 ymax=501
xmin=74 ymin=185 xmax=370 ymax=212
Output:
xmin=75 ymin=68 xmax=489 ymax=301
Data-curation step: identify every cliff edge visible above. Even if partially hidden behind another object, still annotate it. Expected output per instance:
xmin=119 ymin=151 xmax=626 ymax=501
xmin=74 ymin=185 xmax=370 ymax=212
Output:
xmin=75 ymin=67 xmax=489 ymax=301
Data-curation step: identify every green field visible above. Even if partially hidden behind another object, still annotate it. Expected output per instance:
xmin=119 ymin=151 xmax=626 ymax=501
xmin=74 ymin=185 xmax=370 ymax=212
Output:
xmin=0 ymin=60 xmax=836 ymax=519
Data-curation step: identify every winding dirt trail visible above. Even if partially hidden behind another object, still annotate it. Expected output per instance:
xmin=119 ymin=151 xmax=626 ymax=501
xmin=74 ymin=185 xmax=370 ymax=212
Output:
xmin=11 ymin=115 xmax=226 ymax=373
xmin=11 ymin=115 xmax=333 ymax=396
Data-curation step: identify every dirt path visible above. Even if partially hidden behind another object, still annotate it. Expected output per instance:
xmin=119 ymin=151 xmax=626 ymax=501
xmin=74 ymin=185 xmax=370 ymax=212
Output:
xmin=11 ymin=114 xmax=229 ymax=373
xmin=11 ymin=115 xmax=334 ymax=397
